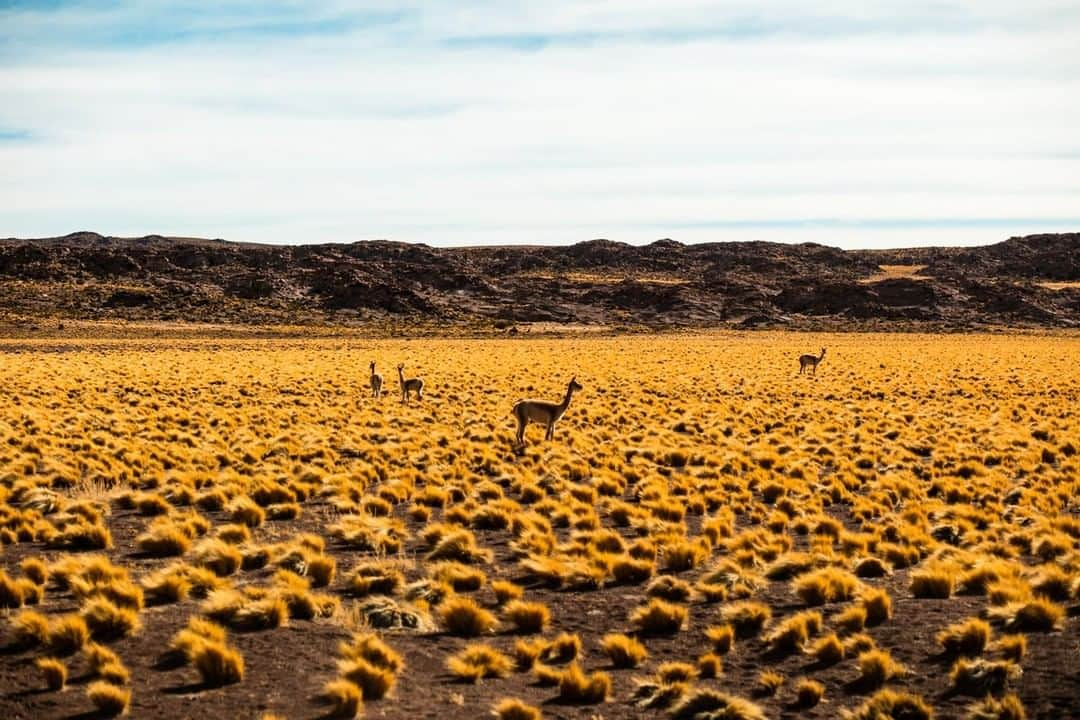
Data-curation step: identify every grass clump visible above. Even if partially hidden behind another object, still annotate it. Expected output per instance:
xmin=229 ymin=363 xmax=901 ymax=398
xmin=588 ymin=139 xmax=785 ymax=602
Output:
xmin=697 ymin=651 xmax=722 ymax=678
xmin=87 ymin=681 xmax=131 ymax=717
xmin=503 ymin=600 xmax=550 ymax=634
xmin=345 ymin=563 xmax=404 ymax=596
xmin=438 ymin=596 xmax=497 ymax=636
xmin=446 ymin=643 xmax=513 ymax=682
xmin=46 ymin=614 xmax=90 ymax=656
xmin=938 ymin=618 xmax=992 ymax=656
xmin=322 ymin=679 xmax=363 ymax=719
xmin=513 ymin=638 xmax=545 ymax=670
xmin=557 ymin=662 xmax=611 ymax=704
xmin=9 ymin=609 xmax=49 ymax=649
xmin=492 ymin=698 xmax=541 ymax=720
xmin=910 ymin=567 xmax=954 ymax=598
xmin=338 ymin=632 xmax=404 ymax=673
xmin=705 ymin=624 xmax=735 ymax=653
xmin=36 ymin=657 xmax=67 ymax=690
xmin=191 ymin=539 xmax=243 ymax=577
xmin=987 ymin=598 xmax=1065 ymax=632
xmin=995 ymin=634 xmax=1026 ymax=662
xmin=191 ymin=639 xmax=245 ymax=686
xmin=629 ymin=598 xmax=687 ymax=635
xmin=670 ymin=689 xmax=767 ymax=720
xmin=950 ymin=657 xmax=1022 ymax=696
xmin=794 ymin=677 xmax=825 ymax=708
xmin=964 ymin=693 xmax=1027 ymax=720
xmin=764 ymin=610 xmax=821 ymax=654
xmin=842 ymin=689 xmax=934 ymax=720
xmin=599 ymin=633 xmax=647 ymax=668
xmin=491 ymin=580 xmax=524 ymax=605
xmin=81 ymin=597 xmax=141 ymax=640
xmin=20 ymin=557 xmax=48 ymax=585
xmin=808 ymin=633 xmax=845 ymax=665
xmin=542 ymin=632 xmax=581 ymax=663
xmin=756 ymin=670 xmax=784 ymax=696
xmin=720 ymin=601 xmax=771 ymax=637
xmin=135 ymin=518 xmax=192 ymax=556
xmin=861 ymin=587 xmax=893 ymax=625
xmin=793 ymin=568 xmax=861 ymax=605
xmin=646 ymin=574 xmax=694 ymax=601
xmin=856 ymin=649 xmax=906 ymax=688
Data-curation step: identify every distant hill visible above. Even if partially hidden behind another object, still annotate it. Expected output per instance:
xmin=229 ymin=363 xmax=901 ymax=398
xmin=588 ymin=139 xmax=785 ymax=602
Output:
xmin=0 ymin=231 xmax=1077 ymax=329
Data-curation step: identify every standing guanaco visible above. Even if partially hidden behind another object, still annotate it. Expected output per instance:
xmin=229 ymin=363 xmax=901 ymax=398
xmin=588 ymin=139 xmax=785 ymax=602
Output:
xmin=512 ymin=377 xmax=582 ymax=447
xmin=799 ymin=347 xmax=826 ymax=375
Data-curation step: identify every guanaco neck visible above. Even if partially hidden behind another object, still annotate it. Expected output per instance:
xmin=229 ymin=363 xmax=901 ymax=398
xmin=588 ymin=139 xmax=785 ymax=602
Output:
xmin=559 ymin=382 xmax=577 ymax=411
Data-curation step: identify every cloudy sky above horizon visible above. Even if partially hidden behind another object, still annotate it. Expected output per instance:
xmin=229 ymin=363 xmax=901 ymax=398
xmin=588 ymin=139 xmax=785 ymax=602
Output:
xmin=2 ymin=1 xmax=1078 ymax=248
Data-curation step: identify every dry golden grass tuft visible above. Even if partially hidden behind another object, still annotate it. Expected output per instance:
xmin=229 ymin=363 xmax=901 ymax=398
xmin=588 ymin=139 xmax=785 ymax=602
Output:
xmin=910 ymin=567 xmax=955 ymax=599
xmin=843 ymin=689 xmax=934 ymax=720
xmin=446 ymin=643 xmax=513 ymax=682
xmin=81 ymin=597 xmax=141 ymax=640
xmin=438 ymin=595 xmax=498 ymax=636
xmin=964 ymin=693 xmax=1027 ymax=720
xmin=756 ymin=669 xmax=784 ymax=696
xmin=491 ymin=579 xmax=524 ymax=605
xmin=35 ymin=657 xmax=67 ymax=691
xmin=938 ymin=617 xmax=992 ymax=656
xmin=46 ymin=614 xmax=90 ymax=656
xmin=720 ymin=601 xmax=771 ymax=637
xmin=670 ymin=688 xmax=767 ymax=720
xmin=856 ymin=648 xmax=907 ymax=688
xmin=630 ymin=598 xmax=688 ymax=635
xmin=87 ymin=681 xmax=131 ymax=717
xmin=793 ymin=567 xmax=861 ymax=605
xmin=503 ymin=600 xmax=550 ymax=634
xmin=492 ymin=697 xmax=542 ymax=720
xmin=950 ymin=657 xmax=1022 ymax=696
xmin=599 ymin=632 xmax=647 ymax=668
xmin=556 ymin=662 xmax=610 ymax=704
xmin=808 ymin=633 xmax=845 ymax=665
xmin=986 ymin=598 xmax=1065 ymax=632
xmin=322 ymin=679 xmax=363 ymax=719
xmin=705 ymin=623 xmax=735 ymax=653
xmin=794 ymin=677 xmax=825 ymax=708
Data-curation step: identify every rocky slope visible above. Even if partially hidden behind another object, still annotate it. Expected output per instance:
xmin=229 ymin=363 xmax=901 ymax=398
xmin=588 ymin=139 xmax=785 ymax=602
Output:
xmin=0 ymin=231 xmax=1077 ymax=329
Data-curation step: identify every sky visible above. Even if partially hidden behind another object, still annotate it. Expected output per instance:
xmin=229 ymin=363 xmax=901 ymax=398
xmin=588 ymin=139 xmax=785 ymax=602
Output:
xmin=1 ymin=1 xmax=1079 ymax=248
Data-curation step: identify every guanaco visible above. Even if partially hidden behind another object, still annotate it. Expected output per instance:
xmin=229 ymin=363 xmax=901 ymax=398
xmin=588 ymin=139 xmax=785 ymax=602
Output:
xmin=397 ymin=363 xmax=424 ymax=403
xmin=512 ymin=377 xmax=582 ymax=447
xmin=799 ymin=347 xmax=826 ymax=375
xmin=369 ymin=362 xmax=383 ymax=398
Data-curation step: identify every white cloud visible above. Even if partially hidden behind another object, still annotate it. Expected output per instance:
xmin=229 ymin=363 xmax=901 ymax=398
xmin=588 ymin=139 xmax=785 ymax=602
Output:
xmin=1 ymin=1 xmax=1078 ymax=247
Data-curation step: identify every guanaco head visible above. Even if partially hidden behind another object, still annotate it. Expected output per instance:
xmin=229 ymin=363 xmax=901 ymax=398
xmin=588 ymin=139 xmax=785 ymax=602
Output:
xmin=820 ymin=347 xmax=827 ymax=357
xmin=569 ymin=377 xmax=583 ymax=392
xmin=370 ymin=361 xmax=376 ymax=372
xmin=397 ymin=363 xmax=404 ymax=371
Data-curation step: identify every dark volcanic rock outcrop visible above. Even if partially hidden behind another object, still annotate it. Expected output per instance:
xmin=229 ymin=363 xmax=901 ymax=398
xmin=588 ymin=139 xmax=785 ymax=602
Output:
xmin=0 ymin=231 xmax=1077 ymax=328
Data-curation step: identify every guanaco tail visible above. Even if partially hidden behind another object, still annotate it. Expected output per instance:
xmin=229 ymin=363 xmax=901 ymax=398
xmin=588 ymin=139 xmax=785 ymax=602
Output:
xmin=397 ymin=363 xmax=424 ymax=403
xmin=799 ymin=347 xmax=826 ymax=375
xmin=512 ymin=377 xmax=582 ymax=447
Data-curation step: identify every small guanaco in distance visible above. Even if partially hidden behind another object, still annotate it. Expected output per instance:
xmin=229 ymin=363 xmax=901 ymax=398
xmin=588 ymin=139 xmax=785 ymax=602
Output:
xmin=397 ymin=363 xmax=424 ymax=403
xmin=512 ymin=377 xmax=582 ymax=447
xmin=799 ymin=347 xmax=827 ymax=375
xmin=369 ymin=361 xmax=383 ymax=398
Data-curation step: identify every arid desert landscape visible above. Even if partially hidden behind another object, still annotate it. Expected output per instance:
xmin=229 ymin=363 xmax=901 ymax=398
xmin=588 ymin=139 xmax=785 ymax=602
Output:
xmin=0 ymin=332 xmax=1077 ymax=719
